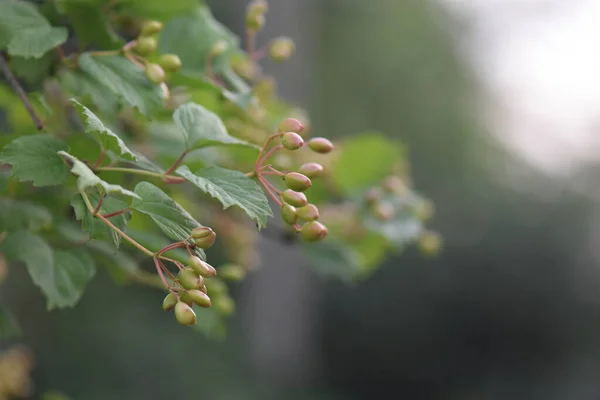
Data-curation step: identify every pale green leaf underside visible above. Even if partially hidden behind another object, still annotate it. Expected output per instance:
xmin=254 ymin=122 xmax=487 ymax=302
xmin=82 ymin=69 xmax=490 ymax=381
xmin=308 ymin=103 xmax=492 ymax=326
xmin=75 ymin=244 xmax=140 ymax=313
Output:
xmin=78 ymin=53 xmax=163 ymax=116
xmin=1 ymin=231 xmax=95 ymax=309
xmin=173 ymin=102 xmax=258 ymax=151
xmin=71 ymin=99 xmax=138 ymax=161
xmin=176 ymin=165 xmax=272 ymax=229
xmin=0 ymin=134 xmax=70 ymax=186
xmin=7 ymin=26 xmax=68 ymax=59
xmin=57 ymin=151 xmax=140 ymax=199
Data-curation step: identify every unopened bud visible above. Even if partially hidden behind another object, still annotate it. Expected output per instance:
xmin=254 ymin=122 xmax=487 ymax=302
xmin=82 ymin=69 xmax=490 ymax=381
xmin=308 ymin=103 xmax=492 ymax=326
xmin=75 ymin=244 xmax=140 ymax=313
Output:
xmin=159 ymin=54 xmax=182 ymax=72
xmin=300 ymin=221 xmax=328 ymax=242
xmin=210 ymin=40 xmax=229 ymax=57
xmin=281 ymin=131 xmax=304 ymax=150
xmin=418 ymin=231 xmax=442 ymax=256
xmin=186 ymin=289 xmax=212 ymax=308
xmin=269 ymin=37 xmax=295 ymax=61
xmin=135 ymin=36 xmax=157 ymax=56
xmin=282 ymin=189 xmax=308 ymax=207
xmin=308 ymin=137 xmax=334 ymax=154
xmin=140 ymin=20 xmax=163 ymax=36
xmin=297 ymin=204 xmax=319 ymax=221
xmin=284 ymin=172 xmax=312 ymax=192
xmin=174 ymin=301 xmax=197 ymax=325
xmin=219 ymin=264 xmax=247 ymax=281
xmin=278 ymin=118 xmax=304 ymax=133
xmin=178 ymin=268 xmax=204 ymax=290
xmin=299 ymin=162 xmax=323 ymax=178
xmin=189 ymin=255 xmax=217 ymax=277
xmin=162 ymin=292 xmax=177 ymax=311
xmin=191 ymin=226 xmax=216 ymax=249
xmin=281 ymin=203 xmax=298 ymax=225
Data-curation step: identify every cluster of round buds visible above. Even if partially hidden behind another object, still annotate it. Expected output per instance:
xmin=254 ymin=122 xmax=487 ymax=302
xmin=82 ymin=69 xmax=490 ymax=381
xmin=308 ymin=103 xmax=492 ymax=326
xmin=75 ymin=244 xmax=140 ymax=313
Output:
xmin=162 ymin=226 xmax=220 ymax=326
xmin=246 ymin=0 xmax=268 ymax=32
xmin=274 ymin=118 xmax=334 ymax=242
xmin=132 ymin=20 xmax=182 ymax=84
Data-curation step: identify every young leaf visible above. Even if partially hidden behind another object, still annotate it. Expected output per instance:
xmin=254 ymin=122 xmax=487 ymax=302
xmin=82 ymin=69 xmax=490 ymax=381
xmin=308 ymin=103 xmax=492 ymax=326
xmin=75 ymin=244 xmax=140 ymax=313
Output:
xmin=7 ymin=26 xmax=68 ymax=59
xmin=57 ymin=151 xmax=140 ymax=199
xmin=0 ymin=134 xmax=69 ymax=186
xmin=78 ymin=53 xmax=164 ymax=117
xmin=173 ymin=102 xmax=258 ymax=151
xmin=158 ymin=5 xmax=238 ymax=77
xmin=130 ymin=182 xmax=207 ymax=257
xmin=71 ymin=193 xmax=132 ymax=248
xmin=0 ymin=305 xmax=21 ymax=339
xmin=176 ymin=165 xmax=272 ymax=229
xmin=0 ymin=0 xmax=66 ymax=58
xmin=71 ymin=99 xmax=138 ymax=161
xmin=0 ymin=198 xmax=52 ymax=232
xmin=331 ymin=133 xmax=405 ymax=195
xmin=1 ymin=231 xmax=96 ymax=309
xmin=85 ymin=240 xmax=141 ymax=285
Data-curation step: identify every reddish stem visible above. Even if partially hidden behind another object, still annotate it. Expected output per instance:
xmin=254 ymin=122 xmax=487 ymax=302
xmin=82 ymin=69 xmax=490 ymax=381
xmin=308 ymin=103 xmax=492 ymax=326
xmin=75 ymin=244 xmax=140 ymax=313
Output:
xmin=164 ymin=151 xmax=188 ymax=175
xmin=92 ymin=151 xmax=106 ymax=169
xmin=251 ymin=47 xmax=266 ymax=62
xmin=257 ymin=145 xmax=284 ymax=167
xmin=261 ymin=175 xmax=281 ymax=194
xmin=259 ymin=176 xmax=282 ymax=206
xmin=93 ymin=195 xmax=105 ymax=215
xmin=158 ymin=241 xmax=187 ymax=256
xmin=153 ymin=257 xmax=171 ymax=289
xmin=100 ymin=208 xmax=130 ymax=219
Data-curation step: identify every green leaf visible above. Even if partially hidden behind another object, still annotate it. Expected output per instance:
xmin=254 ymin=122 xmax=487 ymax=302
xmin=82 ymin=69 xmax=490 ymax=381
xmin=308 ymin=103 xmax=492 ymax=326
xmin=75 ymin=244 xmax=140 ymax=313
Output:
xmin=60 ymin=69 xmax=118 ymax=113
xmin=302 ymin=241 xmax=361 ymax=283
xmin=71 ymin=193 xmax=132 ymax=248
xmin=0 ymin=198 xmax=52 ymax=232
xmin=0 ymin=0 xmax=48 ymax=32
xmin=7 ymin=26 xmax=67 ymax=59
xmin=331 ymin=133 xmax=405 ymax=195
xmin=10 ymin=53 xmax=53 ymax=85
xmin=62 ymin=2 xmax=123 ymax=50
xmin=363 ymin=193 xmax=423 ymax=246
xmin=1 ymin=231 xmax=95 ymax=309
xmin=78 ymin=53 xmax=164 ymax=116
xmin=158 ymin=5 xmax=238 ymax=77
xmin=173 ymin=102 xmax=258 ymax=151
xmin=71 ymin=99 xmax=137 ymax=161
xmin=0 ymin=305 xmax=21 ymax=339
xmin=57 ymin=151 xmax=140 ymax=198
xmin=127 ymin=228 xmax=203 ymax=262
xmin=115 ymin=0 xmax=197 ymax=20
xmin=176 ymin=165 xmax=272 ymax=229
xmin=0 ymin=134 xmax=70 ymax=186
xmin=130 ymin=182 xmax=206 ymax=258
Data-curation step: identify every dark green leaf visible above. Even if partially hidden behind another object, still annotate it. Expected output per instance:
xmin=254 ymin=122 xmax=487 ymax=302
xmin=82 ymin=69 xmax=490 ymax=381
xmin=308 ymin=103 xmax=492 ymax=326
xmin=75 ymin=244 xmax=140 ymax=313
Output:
xmin=1 ymin=231 xmax=95 ymax=309
xmin=176 ymin=165 xmax=272 ymax=229
xmin=173 ymin=102 xmax=258 ymax=151
xmin=57 ymin=151 xmax=139 ymax=198
xmin=71 ymin=99 xmax=138 ymax=161
xmin=60 ymin=69 xmax=118 ymax=113
xmin=116 ymin=0 xmax=197 ymax=20
xmin=78 ymin=53 xmax=164 ymax=116
xmin=62 ymin=2 xmax=123 ymax=49
xmin=130 ymin=182 xmax=206 ymax=258
xmin=85 ymin=240 xmax=140 ymax=285
xmin=0 ymin=134 xmax=69 ymax=186
xmin=158 ymin=5 xmax=238 ymax=76
xmin=331 ymin=133 xmax=405 ymax=195
xmin=10 ymin=53 xmax=53 ymax=85
xmin=0 ymin=305 xmax=21 ymax=339
xmin=7 ymin=26 xmax=67 ymax=59
xmin=71 ymin=193 xmax=132 ymax=248
xmin=0 ymin=198 xmax=52 ymax=232
xmin=302 ymin=240 xmax=361 ymax=283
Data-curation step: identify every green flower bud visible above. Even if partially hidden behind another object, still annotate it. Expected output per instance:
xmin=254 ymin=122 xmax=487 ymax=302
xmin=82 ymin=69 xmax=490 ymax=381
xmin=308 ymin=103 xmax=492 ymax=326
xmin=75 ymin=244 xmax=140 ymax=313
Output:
xmin=178 ymin=291 xmax=194 ymax=306
xmin=281 ymin=131 xmax=304 ymax=150
xmin=269 ymin=37 xmax=295 ymax=61
xmin=300 ymin=221 xmax=328 ymax=242
xmin=284 ymin=172 xmax=312 ymax=192
xmin=145 ymin=63 xmax=165 ymax=84
xmin=297 ymin=204 xmax=319 ymax=221
xmin=219 ymin=264 xmax=246 ymax=281
xmin=281 ymin=203 xmax=298 ymax=225
xmin=214 ymin=295 xmax=235 ymax=316
xmin=199 ymin=284 xmax=207 ymax=294
xmin=191 ymin=226 xmax=216 ymax=249
xmin=298 ymin=162 xmax=323 ymax=178
xmin=373 ymin=203 xmax=394 ymax=221
xmin=282 ymin=189 xmax=308 ymax=207
xmin=174 ymin=301 xmax=197 ymax=325
xmin=418 ymin=231 xmax=442 ymax=256
xmin=307 ymin=137 xmax=334 ymax=154
xmin=178 ymin=268 xmax=204 ymax=290
xmin=159 ymin=54 xmax=182 ymax=72
xmin=277 ymin=118 xmax=304 ymax=133
xmin=186 ymin=289 xmax=212 ymax=308
xmin=162 ymin=292 xmax=177 ymax=311
xmin=414 ymin=200 xmax=434 ymax=222
xmin=205 ymin=278 xmax=227 ymax=297
xmin=246 ymin=13 xmax=265 ymax=31
xmin=188 ymin=255 xmax=217 ymax=277
xmin=140 ymin=20 xmax=164 ymax=36
xmin=210 ymin=40 xmax=228 ymax=57
xmin=135 ymin=36 xmax=157 ymax=56
xmin=247 ymin=0 xmax=268 ymax=17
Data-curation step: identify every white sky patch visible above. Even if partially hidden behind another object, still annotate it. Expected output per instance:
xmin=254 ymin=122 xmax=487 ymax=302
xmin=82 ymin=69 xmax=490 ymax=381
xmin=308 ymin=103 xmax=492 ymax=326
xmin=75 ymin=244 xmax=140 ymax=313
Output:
xmin=440 ymin=0 xmax=600 ymax=176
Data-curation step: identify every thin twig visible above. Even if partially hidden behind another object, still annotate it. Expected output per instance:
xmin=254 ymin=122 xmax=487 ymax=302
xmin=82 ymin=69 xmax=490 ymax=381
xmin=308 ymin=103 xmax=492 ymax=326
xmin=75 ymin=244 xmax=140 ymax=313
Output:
xmin=164 ymin=151 xmax=188 ymax=175
xmin=0 ymin=53 xmax=44 ymax=130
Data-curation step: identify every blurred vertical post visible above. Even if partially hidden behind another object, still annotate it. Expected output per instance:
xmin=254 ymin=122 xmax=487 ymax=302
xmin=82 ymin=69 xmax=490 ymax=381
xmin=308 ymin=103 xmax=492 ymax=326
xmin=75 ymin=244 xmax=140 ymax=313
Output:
xmin=237 ymin=0 xmax=322 ymax=388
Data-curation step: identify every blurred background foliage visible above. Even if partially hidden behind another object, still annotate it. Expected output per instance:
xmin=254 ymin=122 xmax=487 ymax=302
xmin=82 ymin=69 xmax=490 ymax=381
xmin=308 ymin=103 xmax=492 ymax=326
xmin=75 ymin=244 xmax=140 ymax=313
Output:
xmin=2 ymin=0 xmax=600 ymax=399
